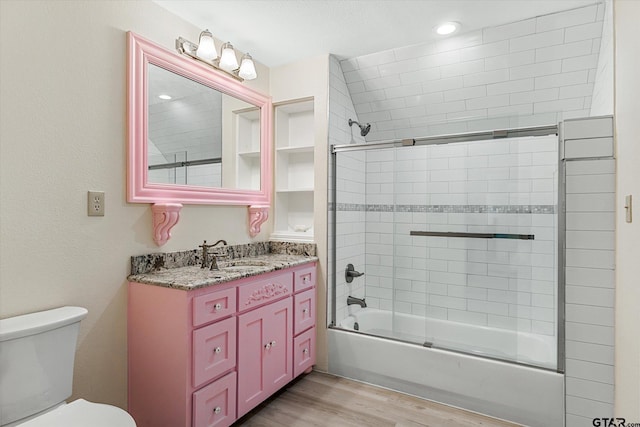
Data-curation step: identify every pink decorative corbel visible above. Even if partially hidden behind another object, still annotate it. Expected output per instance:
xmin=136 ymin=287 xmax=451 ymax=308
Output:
xmin=248 ymin=205 xmax=269 ymax=237
xmin=152 ymin=203 xmax=182 ymax=246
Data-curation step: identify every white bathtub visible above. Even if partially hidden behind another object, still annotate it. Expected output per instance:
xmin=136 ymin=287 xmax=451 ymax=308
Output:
xmin=339 ymin=308 xmax=557 ymax=369
xmin=329 ymin=308 xmax=564 ymax=427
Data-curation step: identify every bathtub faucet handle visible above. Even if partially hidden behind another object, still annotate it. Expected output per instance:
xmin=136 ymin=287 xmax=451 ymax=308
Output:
xmin=345 ymin=263 xmax=364 ymax=283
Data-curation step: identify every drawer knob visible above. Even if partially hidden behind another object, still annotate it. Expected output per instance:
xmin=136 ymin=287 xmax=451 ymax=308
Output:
xmin=303 ymin=348 xmax=308 ymax=354
xmin=213 ymin=303 xmax=222 ymax=311
xmin=214 ymin=347 xmax=222 ymax=354
xmin=270 ymin=340 xmax=277 ymax=347
xmin=213 ymin=406 xmax=221 ymax=414
xmin=302 ymin=308 xmax=308 ymax=314
xmin=264 ymin=342 xmax=271 ymax=350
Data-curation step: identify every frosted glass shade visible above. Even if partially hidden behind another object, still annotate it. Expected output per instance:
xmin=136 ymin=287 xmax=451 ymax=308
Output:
xmin=238 ymin=54 xmax=257 ymax=80
xmin=196 ymin=29 xmax=217 ymax=60
xmin=219 ymin=42 xmax=239 ymax=72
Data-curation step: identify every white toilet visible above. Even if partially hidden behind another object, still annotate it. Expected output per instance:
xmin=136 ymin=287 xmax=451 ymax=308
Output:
xmin=0 ymin=306 xmax=136 ymax=427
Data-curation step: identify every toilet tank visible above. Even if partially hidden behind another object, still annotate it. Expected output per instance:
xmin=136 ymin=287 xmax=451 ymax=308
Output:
xmin=0 ymin=306 xmax=88 ymax=426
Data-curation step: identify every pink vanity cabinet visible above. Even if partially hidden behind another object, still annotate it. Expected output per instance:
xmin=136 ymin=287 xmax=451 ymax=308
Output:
xmin=128 ymin=262 xmax=316 ymax=427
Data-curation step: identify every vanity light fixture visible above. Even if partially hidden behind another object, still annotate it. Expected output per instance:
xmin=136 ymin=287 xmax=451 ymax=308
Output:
xmin=238 ymin=53 xmax=257 ymax=80
xmin=195 ymin=29 xmax=217 ymax=60
xmin=175 ymin=31 xmax=257 ymax=82
xmin=218 ymin=42 xmax=239 ymax=72
xmin=435 ymin=21 xmax=460 ymax=36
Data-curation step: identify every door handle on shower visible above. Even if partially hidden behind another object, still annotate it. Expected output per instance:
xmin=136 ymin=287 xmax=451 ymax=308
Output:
xmin=345 ymin=264 xmax=364 ymax=283
xmin=410 ymin=231 xmax=535 ymax=240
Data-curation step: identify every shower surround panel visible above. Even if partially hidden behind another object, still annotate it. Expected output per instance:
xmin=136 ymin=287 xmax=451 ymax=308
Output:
xmin=339 ymin=3 xmax=606 ymax=141
xmin=335 ymin=134 xmax=558 ymax=337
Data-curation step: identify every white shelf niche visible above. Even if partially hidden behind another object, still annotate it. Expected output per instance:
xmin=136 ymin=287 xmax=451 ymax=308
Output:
xmin=234 ymin=107 xmax=260 ymax=190
xmin=275 ymin=150 xmax=314 ymax=191
xmin=272 ymin=191 xmax=314 ymax=242
xmin=272 ymin=99 xmax=315 ymax=243
xmin=275 ymin=99 xmax=314 ymax=150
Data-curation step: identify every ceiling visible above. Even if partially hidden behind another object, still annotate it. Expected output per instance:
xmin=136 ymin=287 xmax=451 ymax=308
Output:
xmin=153 ymin=0 xmax=599 ymax=68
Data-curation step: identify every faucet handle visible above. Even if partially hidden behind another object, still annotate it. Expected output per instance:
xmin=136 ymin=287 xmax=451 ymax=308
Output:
xmin=211 ymin=246 xmax=228 ymax=257
xmin=345 ymin=263 xmax=364 ymax=283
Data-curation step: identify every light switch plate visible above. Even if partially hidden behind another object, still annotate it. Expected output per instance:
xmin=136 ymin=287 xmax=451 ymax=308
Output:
xmin=625 ymin=194 xmax=632 ymax=223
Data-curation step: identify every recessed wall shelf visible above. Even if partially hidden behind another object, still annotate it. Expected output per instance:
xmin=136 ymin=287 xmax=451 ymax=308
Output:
xmin=271 ymin=99 xmax=315 ymax=243
xmin=234 ymin=108 xmax=261 ymax=191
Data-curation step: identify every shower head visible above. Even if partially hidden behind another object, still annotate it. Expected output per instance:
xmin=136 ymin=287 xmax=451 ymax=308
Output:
xmin=348 ymin=119 xmax=371 ymax=137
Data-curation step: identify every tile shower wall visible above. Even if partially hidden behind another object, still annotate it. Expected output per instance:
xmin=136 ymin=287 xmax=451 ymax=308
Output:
xmin=363 ymin=135 xmax=558 ymax=337
xmin=340 ymin=3 xmax=606 ymax=141
xmin=148 ymin=88 xmax=223 ymax=187
xmin=562 ymin=116 xmax=615 ymax=426
xmin=590 ymin=0 xmax=613 ymax=116
xmin=328 ymin=55 xmax=367 ymax=324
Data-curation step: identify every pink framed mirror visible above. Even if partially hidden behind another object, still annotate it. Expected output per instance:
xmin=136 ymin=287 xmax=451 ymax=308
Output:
xmin=127 ymin=32 xmax=272 ymax=244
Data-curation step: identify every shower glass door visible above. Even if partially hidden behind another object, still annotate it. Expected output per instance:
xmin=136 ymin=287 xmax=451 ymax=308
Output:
xmin=406 ymin=135 xmax=559 ymax=370
xmin=332 ymin=131 xmax=559 ymax=371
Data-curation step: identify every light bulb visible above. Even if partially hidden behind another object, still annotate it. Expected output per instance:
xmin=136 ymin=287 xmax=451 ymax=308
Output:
xmin=238 ymin=53 xmax=257 ymax=80
xmin=196 ymin=29 xmax=217 ymax=61
xmin=219 ymin=42 xmax=239 ymax=72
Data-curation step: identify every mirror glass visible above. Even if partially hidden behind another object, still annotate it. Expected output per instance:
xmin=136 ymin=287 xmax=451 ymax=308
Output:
xmin=147 ymin=64 xmax=260 ymax=190
xmin=127 ymin=31 xmax=272 ymax=207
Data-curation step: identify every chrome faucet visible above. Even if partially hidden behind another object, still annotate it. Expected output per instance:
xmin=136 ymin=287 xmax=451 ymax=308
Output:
xmin=347 ymin=296 xmax=367 ymax=308
xmin=199 ymin=240 xmax=228 ymax=270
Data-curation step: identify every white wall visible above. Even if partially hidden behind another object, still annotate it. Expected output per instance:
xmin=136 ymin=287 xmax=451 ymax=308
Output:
xmin=614 ymin=0 xmax=640 ymax=418
xmin=342 ymin=3 xmax=606 ymax=141
xmin=270 ymin=54 xmax=330 ymax=370
xmin=0 ymin=0 xmax=269 ymax=409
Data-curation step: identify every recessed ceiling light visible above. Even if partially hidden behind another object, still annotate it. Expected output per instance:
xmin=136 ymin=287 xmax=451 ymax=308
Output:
xmin=158 ymin=94 xmax=172 ymax=100
xmin=435 ymin=22 xmax=460 ymax=36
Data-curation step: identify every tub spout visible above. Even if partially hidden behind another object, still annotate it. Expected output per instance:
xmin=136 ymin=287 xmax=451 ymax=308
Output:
xmin=347 ymin=295 xmax=367 ymax=308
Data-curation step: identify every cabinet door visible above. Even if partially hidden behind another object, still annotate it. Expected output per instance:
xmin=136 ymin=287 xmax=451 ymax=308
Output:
xmin=293 ymin=288 xmax=315 ymax=335
xmin=263 ymin=297 xmax=293 ymax=395
xmin=192 ymin=371 xmax=236 ymax=427
xmin=293 ymin=326 xmax=315 ymax=377
xmin=193 ymin=316 xmax=236 ymax=388
xmin=237 ymin=297 xmax=292 ymax=418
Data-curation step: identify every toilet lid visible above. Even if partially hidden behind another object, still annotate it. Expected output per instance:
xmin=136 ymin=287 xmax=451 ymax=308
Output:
xmin=16 ymin=399 xmax=136 ymax=427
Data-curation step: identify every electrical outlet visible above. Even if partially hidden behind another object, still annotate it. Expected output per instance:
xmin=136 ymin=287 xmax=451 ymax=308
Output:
xmin=88 ymin=191 xmax=105 ymax=216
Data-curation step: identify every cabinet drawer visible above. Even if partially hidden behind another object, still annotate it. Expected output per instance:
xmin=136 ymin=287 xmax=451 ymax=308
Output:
xmin=193 ymin=288 xmax=236 ymax=327
xmin=192 ymin=371 xmax=236 ymax=427
xmin=293 ymin=288 xmax=316 ymax=335
xmin=294 ymin=264 xmax=316 ymax=292
xmin=293 ymin=326 xmax=315 ymax=377
xmin=193 ymin=317 xmax=236 ymax=388
xmin=238 ymin=271 xmax=293 ymax=312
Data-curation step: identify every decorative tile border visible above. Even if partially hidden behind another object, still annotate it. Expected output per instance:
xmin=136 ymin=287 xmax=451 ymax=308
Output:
xmin=330 ymin=203 xmax=556 ymax=214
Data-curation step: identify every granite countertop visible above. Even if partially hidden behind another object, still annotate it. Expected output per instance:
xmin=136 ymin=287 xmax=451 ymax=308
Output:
xmin=128 ymin=242 xmax=317 ymax=291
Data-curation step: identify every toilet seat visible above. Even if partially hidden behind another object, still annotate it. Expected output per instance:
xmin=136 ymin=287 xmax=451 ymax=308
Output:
xmin=16 ymin=399 xmax=136 ymax=427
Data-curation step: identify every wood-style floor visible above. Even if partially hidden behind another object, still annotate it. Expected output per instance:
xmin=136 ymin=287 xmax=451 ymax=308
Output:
xmin=236 ymin=371 xmax=519 ymax=426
